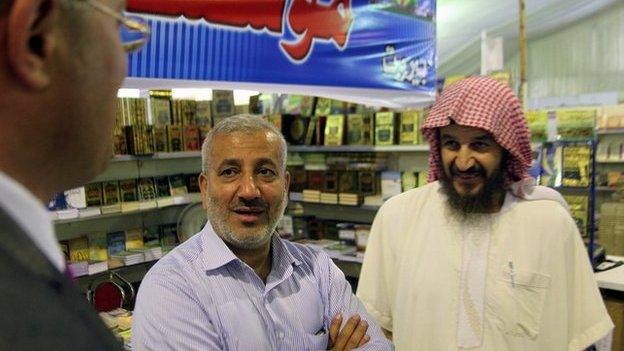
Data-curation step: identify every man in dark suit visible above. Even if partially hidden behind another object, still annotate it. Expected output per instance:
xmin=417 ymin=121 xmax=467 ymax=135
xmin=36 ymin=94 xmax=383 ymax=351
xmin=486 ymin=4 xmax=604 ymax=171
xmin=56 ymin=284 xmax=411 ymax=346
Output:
xmin=0 ymin=0 xmax=148 ymax=348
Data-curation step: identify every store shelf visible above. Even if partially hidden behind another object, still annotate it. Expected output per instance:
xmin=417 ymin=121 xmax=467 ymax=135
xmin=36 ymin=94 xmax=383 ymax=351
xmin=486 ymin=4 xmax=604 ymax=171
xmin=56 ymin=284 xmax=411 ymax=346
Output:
xmin=111 ymin=151 xmax=202 ymax=162
xmin=53 ymin=201 xmax=199 ymax=225
xmin=287 ymin=145 xmax=429 ymax=153
xmin=55 ymin=202 xmax=198 ymax=241
xmin=597 ymin=129 xmax=624 ymax=135
xmin=597 ymin=160 xmax=624 ymax=164
xmin=290 ymin=201 xmax=380 ymax=223
xmin=597 ymin=187 xmax=621 ymax=192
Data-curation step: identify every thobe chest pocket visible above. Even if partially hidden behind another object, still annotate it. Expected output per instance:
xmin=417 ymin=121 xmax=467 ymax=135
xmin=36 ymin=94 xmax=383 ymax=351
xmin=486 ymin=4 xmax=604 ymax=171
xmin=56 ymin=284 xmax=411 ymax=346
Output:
xmin=490 ymin=267 xmax=551 ymax=339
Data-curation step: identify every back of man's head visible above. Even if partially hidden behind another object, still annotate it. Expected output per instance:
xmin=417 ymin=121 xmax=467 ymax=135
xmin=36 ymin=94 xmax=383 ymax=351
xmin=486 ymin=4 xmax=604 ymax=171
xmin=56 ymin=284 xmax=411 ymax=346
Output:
xmin=421 ymin=76 xmax=532 ymax=186
xmin=0 ymin=0 xmax=128 ymax=201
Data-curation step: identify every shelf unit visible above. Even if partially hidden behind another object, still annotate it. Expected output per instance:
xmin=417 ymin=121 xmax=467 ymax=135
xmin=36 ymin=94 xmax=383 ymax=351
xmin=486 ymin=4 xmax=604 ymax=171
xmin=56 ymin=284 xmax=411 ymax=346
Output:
xmin=596 ymin=129 xmax=624 ymax=135
xmin=287 ymin=145 xmax=429 ymax=153
xmin=597 ymin=160 xmax=624 ymax=164
xmin=289 ymin=201 xmax=380 ymax=223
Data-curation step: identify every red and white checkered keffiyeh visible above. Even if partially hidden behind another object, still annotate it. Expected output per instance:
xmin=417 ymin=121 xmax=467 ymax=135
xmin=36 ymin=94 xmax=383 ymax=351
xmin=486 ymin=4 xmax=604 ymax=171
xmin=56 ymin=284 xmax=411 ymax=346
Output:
xmin=421 ymin=76 xmax=533 ymax=189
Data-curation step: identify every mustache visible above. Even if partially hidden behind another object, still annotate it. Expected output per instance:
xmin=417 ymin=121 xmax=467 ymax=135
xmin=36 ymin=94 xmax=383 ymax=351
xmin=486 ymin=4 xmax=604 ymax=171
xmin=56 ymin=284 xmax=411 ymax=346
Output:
xmin=231 ymin=198 xmax=269 ymax=211
xmin=450 ymin=163 xmax=485 ymax=177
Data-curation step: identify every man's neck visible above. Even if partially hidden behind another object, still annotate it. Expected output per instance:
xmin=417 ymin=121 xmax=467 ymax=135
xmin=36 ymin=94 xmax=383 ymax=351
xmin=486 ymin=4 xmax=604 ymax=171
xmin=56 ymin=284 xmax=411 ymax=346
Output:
xmin=0 ymin=163 xmax=51 ymax=203
xmin=229 ymin=240 xmax=273 ymax=283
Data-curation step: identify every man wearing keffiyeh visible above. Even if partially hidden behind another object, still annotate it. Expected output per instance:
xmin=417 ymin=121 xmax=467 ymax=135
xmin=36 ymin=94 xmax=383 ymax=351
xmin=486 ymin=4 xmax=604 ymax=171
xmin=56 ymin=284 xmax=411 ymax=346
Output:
xmin=356 ymin=76 xmax=613 ymax=351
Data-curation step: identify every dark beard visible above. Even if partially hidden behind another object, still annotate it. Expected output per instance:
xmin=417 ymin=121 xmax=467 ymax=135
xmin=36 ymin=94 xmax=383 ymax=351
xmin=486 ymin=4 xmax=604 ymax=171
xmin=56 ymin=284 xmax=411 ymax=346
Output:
xmin=439 ymin=164 xmax=505 ymax=217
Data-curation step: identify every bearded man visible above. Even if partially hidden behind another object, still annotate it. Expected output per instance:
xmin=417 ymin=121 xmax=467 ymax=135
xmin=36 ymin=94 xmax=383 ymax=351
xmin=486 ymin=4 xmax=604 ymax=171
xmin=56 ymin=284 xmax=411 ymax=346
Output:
xmin=356 ymin=76 xmax=612 ymax=351
xmin=132 ymin=115 xmax=393 ymax=351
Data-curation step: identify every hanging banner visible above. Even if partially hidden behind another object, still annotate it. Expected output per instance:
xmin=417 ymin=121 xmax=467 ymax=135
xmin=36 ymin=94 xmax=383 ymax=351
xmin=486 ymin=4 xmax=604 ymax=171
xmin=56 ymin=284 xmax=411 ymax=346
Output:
xmin=125 ymin=0 xmax=436 ymax=108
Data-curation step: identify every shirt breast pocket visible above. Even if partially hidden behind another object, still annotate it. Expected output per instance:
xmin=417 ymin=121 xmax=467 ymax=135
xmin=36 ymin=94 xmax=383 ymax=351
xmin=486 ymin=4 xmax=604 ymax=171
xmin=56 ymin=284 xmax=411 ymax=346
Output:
xmin=490 ymin=268 xmax=551 ymax=339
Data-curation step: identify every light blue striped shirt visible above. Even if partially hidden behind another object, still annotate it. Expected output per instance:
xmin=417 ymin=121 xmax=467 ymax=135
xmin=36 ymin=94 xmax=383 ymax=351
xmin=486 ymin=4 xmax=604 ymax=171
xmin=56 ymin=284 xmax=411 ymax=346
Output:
xmin=132 ymin=223 xmax=393 ymax=351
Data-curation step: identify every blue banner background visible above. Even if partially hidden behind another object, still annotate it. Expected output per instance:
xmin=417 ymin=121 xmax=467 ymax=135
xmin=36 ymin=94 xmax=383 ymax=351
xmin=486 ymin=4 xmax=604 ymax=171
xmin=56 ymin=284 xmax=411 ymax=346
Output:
xmin=127 ymin=1 xmax=436 ymax=95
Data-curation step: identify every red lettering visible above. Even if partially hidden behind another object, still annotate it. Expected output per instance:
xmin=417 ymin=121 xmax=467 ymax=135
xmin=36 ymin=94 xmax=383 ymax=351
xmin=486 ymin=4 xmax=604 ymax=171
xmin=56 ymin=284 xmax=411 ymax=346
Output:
xmin=126 ymin=0 xmax=285 ymax=32
xmin=280 ymin=0 xmax=353 ymax=61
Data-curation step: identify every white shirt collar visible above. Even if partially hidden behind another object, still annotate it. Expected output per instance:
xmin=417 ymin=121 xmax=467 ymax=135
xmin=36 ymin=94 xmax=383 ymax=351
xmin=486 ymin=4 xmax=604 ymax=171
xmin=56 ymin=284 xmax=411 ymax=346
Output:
xmin=0 ymin=172 xmax=65 ymax=271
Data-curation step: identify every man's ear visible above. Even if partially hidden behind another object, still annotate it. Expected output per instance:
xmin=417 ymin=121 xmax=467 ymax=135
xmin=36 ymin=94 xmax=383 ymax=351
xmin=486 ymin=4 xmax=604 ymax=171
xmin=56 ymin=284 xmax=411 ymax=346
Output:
xmin=6 ymin=0 xmax=58 ymax=88
xmin=199 ymin=172 xmax=210 ymax=210
xmin=284 ymin=170 xmax=290 ymax=193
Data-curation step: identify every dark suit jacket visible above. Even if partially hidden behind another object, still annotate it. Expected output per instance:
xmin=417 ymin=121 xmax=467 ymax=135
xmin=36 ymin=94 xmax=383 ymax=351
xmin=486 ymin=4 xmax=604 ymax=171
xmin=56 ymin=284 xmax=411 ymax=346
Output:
xmin=0 ymin=208 xmax=123 ymax=350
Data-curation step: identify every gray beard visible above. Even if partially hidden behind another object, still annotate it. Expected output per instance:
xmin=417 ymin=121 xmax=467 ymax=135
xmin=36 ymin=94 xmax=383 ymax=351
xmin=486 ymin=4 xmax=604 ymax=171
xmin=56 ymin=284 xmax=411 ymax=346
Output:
xmin=206 ymin=192 xmax=288 ymax=250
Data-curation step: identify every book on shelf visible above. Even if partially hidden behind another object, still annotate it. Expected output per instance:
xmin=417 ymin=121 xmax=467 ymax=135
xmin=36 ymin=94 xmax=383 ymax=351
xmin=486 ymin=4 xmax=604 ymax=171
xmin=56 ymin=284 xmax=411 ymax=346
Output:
xmin=138 ymin=178 xmax=158 ymax=210
xmin=154 ymin=176 xmax=175 ymax=207
xmin=102 ymin=181 xmax=122 ymax=214
xmin=168 ymin=125 xmax=184 ymax=152
xmin=314 ymin=97 xmax=332 ymax=117
xmin=375 ymin=111 xmax=397 ymax=146
xmin=153 ymin=126 xmax=169 ymax=152
xmin=149 ymin=90 xmax=173 ymax=126
xmin=306 ymin=170 xmax=324 ymax=191
xmin=346 ymin=114 xmax=364 ymax=145
xmin=323 ymin=171 xmax=339 ymax=193
xmin=113 ymin=100 xmax=128 ymax=155
xmin=338 ymin=193 xmax=361 ymax=206
xmin=283 ymin=115 xmax=311 ymax=145
xmin=169 ymin=174 xmax=190 ymax=204
xmin=87 ymin=260 xmax=109 ymax=275
xmin=288 ymin=166 xmax=307 ymax=193
xmin=125 ymin=227 xmax=145 ymax=250
xmin=88 ymin=231 xmax=109 ymax=262
xmin=186 ymin=174 xmax=202 ymax=202
xmin=563 ymin=195 xmax=589 ymax=236
xmin=381 ymin=171 xmax=402 ymax=200
xmin=401 ymin=171 xmax=418 ymax=192
xmin=119 ymin=179 xmax=140 ymax=212
xmin=562 ymin=144 xmax=591 ymax=187
xmin=358 ymin=170 xmax=377 ymax=196
xmin=85 ymin=182 xmax=103 ymax=207
xmin=346 ymin=113 xmax=374 ymax=146
xmin=363 ymin=194 xmax=384 ymax=207
xmin=160 ymin=223 xmax=179 ymax=251
xmin=181 ymin=99 xmax=198 ymax=126
xmin=399 ymin=110 xmax=421 ymax=145
xmin=64 ymin=186 xmax=100 ymax=217
xmin=144 ymin=225 xmax=161 ymax=247
xmin=304 ymin=115 xmax=319 ymax=145
xmin=68 ymin=236 xmax=90 ymax=262
xmin=131 ymin=247 xmax=163 ymax=262
xmin=110 ymin=250 xmax=145 ymax=266
xmin=320 ymin=192 xmax=338 ymax=205
xmin=183 ymin=125 xmax=200 ymax=151
xmin=324 ymin=114 xmax=345 ymax=146
xmin=316 ymin=116 xmax=327 ymax=145
xmin=64 ymin=187 xmax=87 ymax=209
xmin=330 ymin=100 xmax=346 ymax=115
xmin=302 ymin=189 xmax=321 ymax=203
xmin=107 ymin=231 xmax=126 ymax=269
xmin=212 ymin=90 xmax=235 ymax=124
xmin=196 ymin=99 xmax=212 ymax=126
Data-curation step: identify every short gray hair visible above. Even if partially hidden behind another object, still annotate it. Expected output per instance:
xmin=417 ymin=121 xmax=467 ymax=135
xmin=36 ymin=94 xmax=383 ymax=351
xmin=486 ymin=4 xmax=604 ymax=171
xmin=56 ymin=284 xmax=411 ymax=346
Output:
xmin=201 ymin=114 xmax=287 ymax=173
